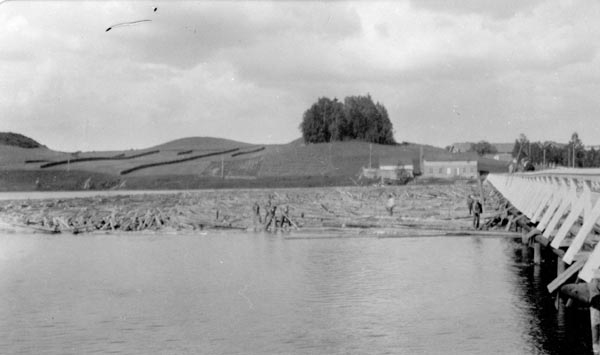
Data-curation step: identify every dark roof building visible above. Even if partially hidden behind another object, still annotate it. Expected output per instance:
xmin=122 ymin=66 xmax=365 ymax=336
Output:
xmin=449 ymin=142 xmax=514 ymax=154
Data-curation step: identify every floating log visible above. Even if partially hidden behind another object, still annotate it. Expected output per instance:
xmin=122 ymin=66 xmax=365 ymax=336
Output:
xmin=11 ymin=222 xmax=60 ymax=234
xmin=560 ymin=283 xmax=590 ymax=305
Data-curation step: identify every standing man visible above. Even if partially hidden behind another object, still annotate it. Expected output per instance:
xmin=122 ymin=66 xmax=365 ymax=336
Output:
xmin=386 ymin=193 xmax=396 ymax=216
xmin=508 ymin=159 xmax=516 ymax=174
xmin=265 ymin=204 xmax=277 ymax=231
xmin=252 ymin=201 xmax=261 ymax=226
xmin=473 ymin=197 xmax=483 ymax=229
xmin=280 ymin=205 xmax=292 ymax=229
xmin=467 ymin=194 xmax=474 ymax=215
xmin=264 ymin=198 xmax=272 ymax=225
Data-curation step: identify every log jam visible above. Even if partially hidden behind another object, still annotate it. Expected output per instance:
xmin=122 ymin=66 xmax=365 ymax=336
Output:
xmin=0 ymin=183 xmax=500 ymax=235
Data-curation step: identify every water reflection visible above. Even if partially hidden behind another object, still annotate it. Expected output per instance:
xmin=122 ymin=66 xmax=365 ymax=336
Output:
xmin=504 ymin=239 xmax=591 ymax=355
xmin=0 ymin=233 xmax=594 ymax=354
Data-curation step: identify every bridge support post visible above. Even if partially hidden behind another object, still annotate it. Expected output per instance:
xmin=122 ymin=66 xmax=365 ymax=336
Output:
xmin=591 ymin=307 xmax=600 ymax=354
xmin=557 ymin=256 xmax=565 ymax=276
xmin=520 ymin=231 xmax=529 ymax=262
xmin=489 ymin=171 xmax=600 ymax=353
xmin=556 ymin=256 xmax=566 ymax=306
xmin=533 ymin=242 xmax=541 ymax=265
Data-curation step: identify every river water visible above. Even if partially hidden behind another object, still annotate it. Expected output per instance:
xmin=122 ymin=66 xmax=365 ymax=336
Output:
xmin=0 ymin=232 xmax=592 ymax=354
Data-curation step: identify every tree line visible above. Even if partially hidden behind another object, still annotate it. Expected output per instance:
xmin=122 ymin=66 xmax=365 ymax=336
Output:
xmin=512 ymin=132 xmax=600 ymax=168
xmin=299 ymin=95 xmax=395 ymax=144
xmin=469 ymin=141 xmax=497 ymax=156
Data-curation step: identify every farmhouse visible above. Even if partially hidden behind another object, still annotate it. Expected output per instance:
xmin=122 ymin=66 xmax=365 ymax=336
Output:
xmin=361 ymin=157 xmax=414 ymax=181
xmin=378 ymin=157 xmax=414 ymax=179
xmin=484 ymin=143 xmax=513 ymax=161
xmin=421 ymin=159 xmax=478 ymax=178
xmin=449 ymin=142 xmax=514 ymax=162
xmin=448 ymin=142 xmax=472 ymax=153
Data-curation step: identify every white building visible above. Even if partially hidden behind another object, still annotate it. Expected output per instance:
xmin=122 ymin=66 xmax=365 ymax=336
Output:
xmin=422 ymin=159 xmax=478 ymax=178
xmin=361 ymin=158 xmax=414 ymax=180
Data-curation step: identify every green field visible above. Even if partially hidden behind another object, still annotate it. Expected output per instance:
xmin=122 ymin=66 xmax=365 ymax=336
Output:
xmin=0 ymin=135 xmax=501 ymax=191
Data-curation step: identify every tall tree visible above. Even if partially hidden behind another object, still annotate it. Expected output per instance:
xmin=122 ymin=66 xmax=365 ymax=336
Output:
xmin=569 ymin=132 xmax=584 ymax=167
xmin=512 ymin=133 xmax=529 ymax=162
xmin=299 ymin=97 xmax=342 ymax=144
xmin=327 ymin=99 xmax=349 ymax=141
xmin=584 ymin=147 xmax=597 ymax=167
xmin=375 ymin=102 xmax=395 ymax=144
xmin=469 ymin=141 xmax=497 ymax=156
xmin=343 ymin=95 xmax=395 ymax=144
xmin=300 ymin=94 xmax=395 ymax=144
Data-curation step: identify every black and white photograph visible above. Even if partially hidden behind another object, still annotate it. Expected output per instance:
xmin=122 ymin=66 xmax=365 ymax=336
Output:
xmin=2 ymin=1 xmax=600 ymax=354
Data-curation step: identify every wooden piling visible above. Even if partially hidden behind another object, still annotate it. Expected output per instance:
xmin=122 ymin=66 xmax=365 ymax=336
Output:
xmin=592 ymin=307 xmax=600 ymax=354
xmin=557 ymin=256 xmax=565 ymax=276
xmin=486 ymin=171 xmax=600 ymax=353
xmin=559 ymin=283 xmax=589 ymax=304
xmin=478 ymin=174 xmax=485 ymax=203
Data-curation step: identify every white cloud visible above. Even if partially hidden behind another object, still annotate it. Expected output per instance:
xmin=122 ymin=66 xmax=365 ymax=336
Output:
xmin=2 ymin=0 xmax=600 ymax=151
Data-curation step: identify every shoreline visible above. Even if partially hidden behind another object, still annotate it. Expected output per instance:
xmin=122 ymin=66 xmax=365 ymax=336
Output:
xmin=0 ymin=184 xmax=497 ymax=235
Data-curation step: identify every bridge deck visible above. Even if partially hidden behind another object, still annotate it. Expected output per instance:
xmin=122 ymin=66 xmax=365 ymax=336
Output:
xmin=487 ymin=171 xmax=600 ymax=283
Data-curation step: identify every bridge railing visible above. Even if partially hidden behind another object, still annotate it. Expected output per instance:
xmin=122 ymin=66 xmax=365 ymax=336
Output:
xmin=487 ymin=170 xmax=600 ymax=282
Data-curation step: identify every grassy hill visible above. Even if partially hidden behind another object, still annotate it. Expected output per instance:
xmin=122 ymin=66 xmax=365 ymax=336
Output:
xmin=150 ymin=136 xmax=252 ymax=151
xmin=0 ymin=132 xmax=44 ymax=148
xmin=0 ymin=133 xmax=475 ymax=191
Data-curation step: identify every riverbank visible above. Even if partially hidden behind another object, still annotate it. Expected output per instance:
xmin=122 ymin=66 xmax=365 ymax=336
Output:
xmin=0 ymin=183 xmax=500 ymax=235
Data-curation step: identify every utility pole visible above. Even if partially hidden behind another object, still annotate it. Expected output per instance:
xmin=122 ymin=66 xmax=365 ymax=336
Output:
xmin=543 ymin=148 xmax=546 ymax=168
xmin=573 ymin=143 xmax=576 ymax=168
xmin=369 ymin=143 xmax=372 ymax=169
xmin=419 ymin=146 xmax=424 ymax=175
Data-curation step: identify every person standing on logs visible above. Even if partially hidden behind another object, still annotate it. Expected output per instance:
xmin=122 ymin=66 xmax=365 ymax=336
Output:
xmin=280 ymin=205 xmax=292 ymax=229
xmin=385 ymin=193 xmax=396 ymax=216
xmin=473 ymin=197 xmax=483 ymax=229
xmin=252 ymin=202 xmax=261 ymax=227
xmin=467 ymin=194 xmax=474 ymax=215
xmin=264 ymin=198 xmax=272 ymax=225
xmin=265 ymin=204 xmax=277 ymax=231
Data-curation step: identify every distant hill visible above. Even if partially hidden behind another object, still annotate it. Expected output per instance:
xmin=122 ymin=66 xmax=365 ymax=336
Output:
xmin=151 ymin=137 xmax=252 ymax=151
xmin=0 ymin=135 xmax=455 ymax=177
xmin=0 ymin=134 xmax=470 ymax=190
xmin=0 ymin=132 xmax=44 ymax=148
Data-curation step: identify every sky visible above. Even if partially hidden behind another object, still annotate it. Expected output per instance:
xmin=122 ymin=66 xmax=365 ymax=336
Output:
xmin=2 ymin=0 xmax=600 ymax=151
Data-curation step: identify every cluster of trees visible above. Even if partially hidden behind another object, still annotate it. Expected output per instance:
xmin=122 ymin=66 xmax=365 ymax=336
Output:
xmin=512 ymin=132 xmax=600 ymax=168
xmin=469 ymin=141 xmax=498 ymax=156
xmin=299 ymin=95 xmax=395 ymax=144
xmin=0 ymin=132 xmax=43 ymax=148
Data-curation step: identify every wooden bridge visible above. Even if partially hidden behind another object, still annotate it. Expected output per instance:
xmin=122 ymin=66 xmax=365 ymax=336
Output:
xmin=487 ymin=169 xmax=600 ymax=353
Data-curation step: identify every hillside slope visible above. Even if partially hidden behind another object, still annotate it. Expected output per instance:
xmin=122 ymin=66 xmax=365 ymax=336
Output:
xmin=258 ymin=141 xmax=440 ymax=177
xmin=0 ymin=135 xmax=466 ymax=190
xmin=0 ymin=132 xmax=44 ymax=148
xmin=151 ymin=137 xmax=252 ymax=151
